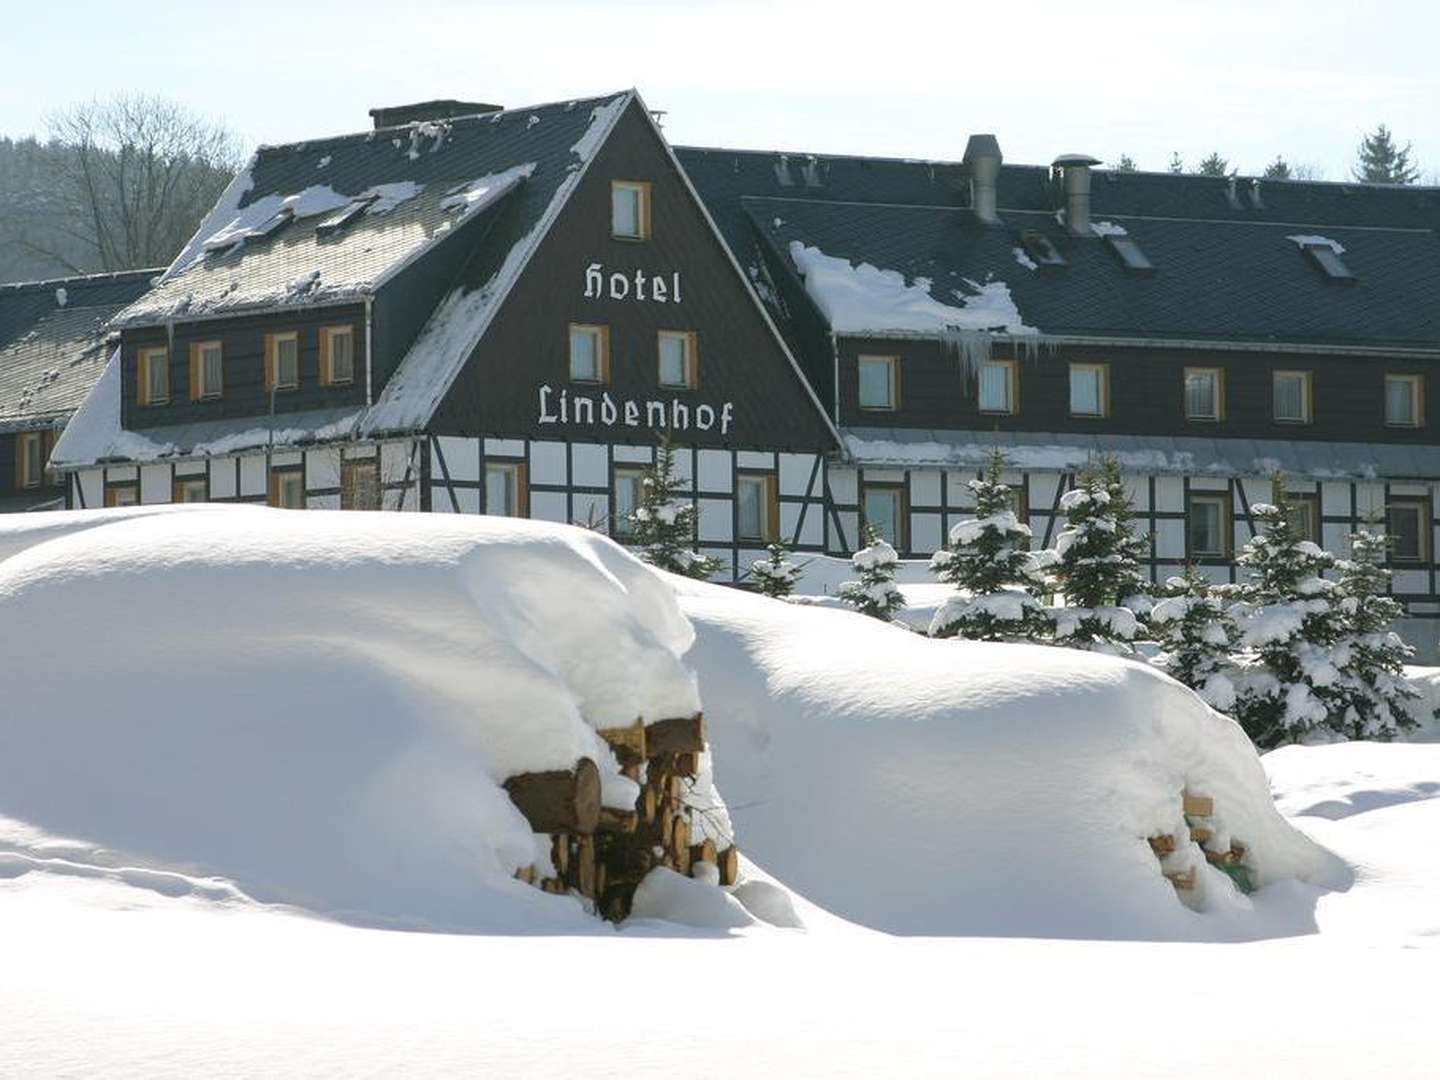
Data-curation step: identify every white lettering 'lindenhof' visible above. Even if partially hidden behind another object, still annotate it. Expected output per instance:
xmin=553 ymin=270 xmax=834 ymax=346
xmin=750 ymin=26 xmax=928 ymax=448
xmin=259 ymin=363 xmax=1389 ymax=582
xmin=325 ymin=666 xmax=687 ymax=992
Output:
xmin=584 ymin=262 xmax=682 ymax=304
xmin=538 ymin=384 xmax=733 ymax=435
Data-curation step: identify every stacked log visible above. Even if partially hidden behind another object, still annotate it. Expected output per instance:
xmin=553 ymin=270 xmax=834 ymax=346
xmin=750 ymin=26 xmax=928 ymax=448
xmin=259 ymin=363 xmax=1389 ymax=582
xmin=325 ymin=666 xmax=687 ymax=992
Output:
xmin=504 ymin=712 xmax=741 ymax=920
xmin=1147 ymin=788 xmax=1253 ymax=895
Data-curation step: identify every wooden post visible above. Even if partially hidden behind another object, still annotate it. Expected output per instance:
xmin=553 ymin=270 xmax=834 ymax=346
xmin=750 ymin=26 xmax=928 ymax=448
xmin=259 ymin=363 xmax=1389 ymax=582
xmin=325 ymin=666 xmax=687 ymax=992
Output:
xmin=504 ymin=757 xmax=602 ymax=834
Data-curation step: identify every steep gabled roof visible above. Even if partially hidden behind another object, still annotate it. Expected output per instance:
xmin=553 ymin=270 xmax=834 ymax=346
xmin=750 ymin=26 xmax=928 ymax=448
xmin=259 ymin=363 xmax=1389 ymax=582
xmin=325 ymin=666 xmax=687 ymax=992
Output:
xmin=114 ymin=92 xmax=632 ymax=329
xmin=676 ymin=145 xmax=1440 ymax=354
xmin=0 ymin=269 xmax=157 ymax=432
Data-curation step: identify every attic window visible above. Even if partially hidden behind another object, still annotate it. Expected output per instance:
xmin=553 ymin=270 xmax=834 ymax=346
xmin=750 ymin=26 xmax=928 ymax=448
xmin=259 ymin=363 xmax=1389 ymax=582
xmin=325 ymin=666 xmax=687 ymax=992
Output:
xmin=244 ymin=208 xmax=293 ymax=240
xmin=1298 ymin=241 xmax=1354 ymax=281
xmin=1105 ymin=235 xmax=1154 ymax=272
xmin=1019 ymin=230 xmax=1066 ymax=267
xmin=316 ymin=197 xmax=376 ymax=236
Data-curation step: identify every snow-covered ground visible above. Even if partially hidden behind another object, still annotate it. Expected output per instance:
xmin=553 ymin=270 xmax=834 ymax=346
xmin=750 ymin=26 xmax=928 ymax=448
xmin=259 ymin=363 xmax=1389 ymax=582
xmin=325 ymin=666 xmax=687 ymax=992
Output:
xmin=1 ymin=509 xmax=1436 ymax=1077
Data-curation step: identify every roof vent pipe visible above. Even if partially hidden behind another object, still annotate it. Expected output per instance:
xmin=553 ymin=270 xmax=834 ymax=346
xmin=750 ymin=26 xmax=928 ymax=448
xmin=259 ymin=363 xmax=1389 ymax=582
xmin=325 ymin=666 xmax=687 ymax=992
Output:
xmin=1053 ymin=154 xmax=1101 ymax=236
xmin=963 ymin=134 xmax=1003 ymax=224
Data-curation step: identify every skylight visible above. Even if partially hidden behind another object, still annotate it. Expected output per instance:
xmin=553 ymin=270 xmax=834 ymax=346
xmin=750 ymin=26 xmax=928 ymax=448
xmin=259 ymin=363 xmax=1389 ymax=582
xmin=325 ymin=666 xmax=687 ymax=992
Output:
xmin=1301 ymin=242 xmax=1354 ymax=281
xmin=243 ymin=208 xmax=293 ymax=240
xmin=1105 ymin=234 xmax=1154 ymax=272
xmin=315 ymin=197 xmax=377 ymax=237
xmin=1020 ymin=230 xmax=1066 ymax=267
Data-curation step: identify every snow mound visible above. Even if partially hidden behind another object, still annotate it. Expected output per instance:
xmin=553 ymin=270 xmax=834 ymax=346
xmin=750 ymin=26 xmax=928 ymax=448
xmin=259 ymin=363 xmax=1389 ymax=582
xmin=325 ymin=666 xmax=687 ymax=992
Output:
xmin=0 ymin=507 xmax=700 ymax=932
xmin=673 ymin=580 xmax=1333 ymax=940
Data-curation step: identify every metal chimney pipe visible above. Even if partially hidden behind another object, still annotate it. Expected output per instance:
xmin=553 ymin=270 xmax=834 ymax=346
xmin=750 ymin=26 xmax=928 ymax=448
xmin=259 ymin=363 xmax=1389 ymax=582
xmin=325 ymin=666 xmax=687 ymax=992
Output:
xmin=1053 ymin=154 xmax=1101 ymax=235
xmin=963 ymin=134 xmax=1003 ymax=225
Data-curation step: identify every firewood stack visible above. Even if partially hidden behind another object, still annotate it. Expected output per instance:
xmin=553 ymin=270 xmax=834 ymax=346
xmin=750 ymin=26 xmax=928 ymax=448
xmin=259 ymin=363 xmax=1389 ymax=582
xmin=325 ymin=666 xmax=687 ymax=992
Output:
xmin=504 ymin=711 xmax=740 ymax=921
xmin=1147 ymin=789 xmax=1254 ymax=895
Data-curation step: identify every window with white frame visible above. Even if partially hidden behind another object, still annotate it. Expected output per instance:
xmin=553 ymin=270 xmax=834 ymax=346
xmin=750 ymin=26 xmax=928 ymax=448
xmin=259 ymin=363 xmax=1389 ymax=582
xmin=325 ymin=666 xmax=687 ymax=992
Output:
xmin=138 ymin=346 xmax=169 ymax=405
xmin=1385 ymin=374 xmax=1423 ymax=427
xmin=1273 ymin=370 xmax=1312 ymax=423
xmin=658 ymin=331 xmax=698 ymax=389
xmin=323 ymin=326 xmax=355 ymax=385
xmin=611 ymin=181 xmax=650 ymax=240
xmin=16 ymin=431 xmax=44 ymax=489
xmin=192 ymin=341 xmax=223 ymax=400
xmin=1387 ymin=498 xmax=1429 ymax=563
xmin=267 ymin=332 xmax=300 ymax=392
xmin=569 ymin=324 xmax=608 ymax=383
xmin=485 ymin=461 xmax=528 ymax=518
xmin=858 ymin=355 xmax=898 ymax=410
xmin=862 ymin=484 xmax=906 ymax=550
xmin=1184 ymin=368 xmax=1223 ymax=421
xmin=1286 ymin=493 xmax=1321 ymax=544
xmin=1069 ymin=363 xmax=1109 ymax=417
xmin=1187 ymin=492 xmax=1230 ymax=558
xmin=612 ymin=466 xmax=646 ymax=538
xmin=736 ymin=472 xmax=778 ymax=542
xmin=978 ymin=360 xmax=1016 ymax=414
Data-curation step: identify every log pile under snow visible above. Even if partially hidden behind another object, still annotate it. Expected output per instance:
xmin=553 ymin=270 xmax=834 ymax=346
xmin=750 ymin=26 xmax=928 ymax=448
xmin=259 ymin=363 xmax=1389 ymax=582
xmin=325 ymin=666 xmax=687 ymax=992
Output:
xmin=1148 ymin=790 xmax=1254 ymax=895
xmin=506 ymin=712 xmax=738 ymax=921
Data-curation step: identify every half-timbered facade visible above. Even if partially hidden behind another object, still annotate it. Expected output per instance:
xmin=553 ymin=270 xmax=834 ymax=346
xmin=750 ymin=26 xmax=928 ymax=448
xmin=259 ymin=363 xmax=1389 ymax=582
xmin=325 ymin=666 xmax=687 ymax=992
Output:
xmin=45 ymin=92 xmax=1440 ymax=653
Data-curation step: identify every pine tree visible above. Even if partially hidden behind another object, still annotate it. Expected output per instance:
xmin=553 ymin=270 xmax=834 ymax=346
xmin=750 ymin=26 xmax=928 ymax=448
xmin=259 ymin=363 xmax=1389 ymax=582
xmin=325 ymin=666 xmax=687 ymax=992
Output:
xmin=1149 ymin=568 xmax=1239 ymax=712
xmin=1264 ymin=156 xmax=1292 ymax=179
xmin=839 ymin=527 xmax=905 ymax=622
xmin=1168 ymin=152 xmax=1185 ymax=175
xmin=1353 ymin=124 xmax=1420 ymax=184
xmin=1196 ymin=152 xmax=1231 ymax=177
xmin=1333 ymin=529 xmax=1423 ymax=739
xmin=628 ymin=435 xmax=721 ymax=579
xmin=1231 ymin=478 xmax=1357 ymax=747
xmin=929 ymin=450 xmax=1049 ymax=641
xmin=1048 ymin=457 xmax=1150 ymax=651
xmin=1113 ymin=154 xmax=1137 ymax=173
xmin=751 ymin=542 xmax=801 ymax=599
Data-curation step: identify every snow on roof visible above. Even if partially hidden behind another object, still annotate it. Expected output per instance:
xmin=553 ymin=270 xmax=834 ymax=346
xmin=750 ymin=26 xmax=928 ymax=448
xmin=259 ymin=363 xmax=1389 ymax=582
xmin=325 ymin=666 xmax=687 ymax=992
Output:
xmin=788 ymin=242 xmax=1037 ymax=336
xmin=1286 ymin=234 xmax=1346 ymax=254
xmin=0 ymin=508 xmax=700 ymax=931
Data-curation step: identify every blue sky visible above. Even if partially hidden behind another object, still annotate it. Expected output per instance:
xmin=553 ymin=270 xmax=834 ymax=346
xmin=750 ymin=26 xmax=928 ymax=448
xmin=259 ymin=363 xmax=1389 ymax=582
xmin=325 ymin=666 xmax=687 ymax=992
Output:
xmin=3 ymin=0 xmax=1436 ymax=179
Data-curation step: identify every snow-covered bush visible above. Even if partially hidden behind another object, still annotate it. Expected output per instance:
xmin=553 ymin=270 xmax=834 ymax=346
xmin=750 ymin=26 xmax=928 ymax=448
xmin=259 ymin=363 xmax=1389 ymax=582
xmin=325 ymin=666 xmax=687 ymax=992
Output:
xmin=629 ymin=436 xmax=721 ymax=580
xmin=751 ymin=542 xmax=801 ymax=599
xmin=1150 ymin=569 xmax=1239 ymax=711
xmin=839 ymin=528 xmax=906 ymax=622
xmin=1047 ymin=457 xmax=1151 ymax=653
xmin=1332 ymin=529 xmax=1422 ymax=740
xmin=1231 ymin=487 xmax=1358 ymax=748
xmin=929 ymin=450 xmax=1050 ymax=641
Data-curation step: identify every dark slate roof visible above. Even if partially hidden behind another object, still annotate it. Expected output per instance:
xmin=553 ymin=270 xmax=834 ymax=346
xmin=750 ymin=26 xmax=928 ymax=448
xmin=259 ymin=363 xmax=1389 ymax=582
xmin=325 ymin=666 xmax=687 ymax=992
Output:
xmin=115 ymin=92 xmax=632 ymax=328
xmin=0 ymin=269 xmax=156 ymax=431
xmin=676 ymin=145 xmax=1440 ymax=353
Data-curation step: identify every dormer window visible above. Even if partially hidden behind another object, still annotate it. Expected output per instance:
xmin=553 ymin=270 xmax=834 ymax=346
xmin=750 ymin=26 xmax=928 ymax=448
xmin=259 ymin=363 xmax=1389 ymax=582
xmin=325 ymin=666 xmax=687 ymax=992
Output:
xmin=15 ymin=431 xmax=44 ymax=489
xmin=316 ymin=197 xmax=376 ymax=237
xmin=321 ymin=326 xmax=355 ymax=385
xmin=190 ymin=341 xmax=223 ymax=400
xmin=138 ymin=346 xmax=169 ymax=406
xmin=611 ymin=181 xmax=650 ymax=240
xmin=246 ymin=208 xmax=293 ymax=241
xmin=265 ymin=332 xmax=300 ymax=393
xmin=1290 ymin=236 xmax=1354 ymax=281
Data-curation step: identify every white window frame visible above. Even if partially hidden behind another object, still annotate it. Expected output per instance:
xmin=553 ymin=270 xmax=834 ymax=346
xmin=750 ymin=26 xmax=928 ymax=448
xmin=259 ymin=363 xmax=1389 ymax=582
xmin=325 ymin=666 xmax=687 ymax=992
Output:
xmin=1387 ymin=498 xmax=1429 ymax=564
xmin=323 ymin=326 xmax=355 ymax=386
xmin=736 ymin=472 xmax=778 ymax=542
xmin=610 ymin=180 xmax=650 ymax=241
xmin=484 ymin=461 xmax=528 ymax=518
xmin=1184 ymin=367 xmax=1223 ymax=422
xmin=17 ymin=431 xmax=44 ymax=489
xmin=612 ymin=466 xmax=646 ymax=538
xmin=857 ymin=355 xmax=899 ymax=411
xmin=1385 ymin=373 xmax=1423 ymax=428
xmin=139 ymin=346 xmax=169 ymax=406
xmin=1068 ymin=362 xmax=1109 ymax=418
xmin=193 ymin=340 xmax=223 ymax=400
xmin=978 ymin=359 xmax=1017 ymax=415
xmin=569 ymin=324 xmax=608 ymax=384
xmin=862 ymin=483 xmax=906 ymax=551
xmin=1187 ymin=492 xmax=1230 ymax=558
xmin=1273 ymin=370 xmax=1312 ymax=424
xmin=658 ymin=330 xmax=698 ymax=390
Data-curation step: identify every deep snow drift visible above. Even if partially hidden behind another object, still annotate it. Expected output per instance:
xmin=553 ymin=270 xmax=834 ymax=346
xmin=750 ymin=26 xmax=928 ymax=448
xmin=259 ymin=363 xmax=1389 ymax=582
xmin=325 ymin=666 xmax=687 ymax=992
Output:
xmin=0 ymin=506 xmax=703 ymax=931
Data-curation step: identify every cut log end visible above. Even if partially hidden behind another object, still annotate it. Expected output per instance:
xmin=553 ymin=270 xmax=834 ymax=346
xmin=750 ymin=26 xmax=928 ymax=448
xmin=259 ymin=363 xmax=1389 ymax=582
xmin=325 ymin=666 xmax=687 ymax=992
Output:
xmin=504 ymin=757 xmax=602 ymax=834
xmin=645 ymin=713 xmax=706 ymax=757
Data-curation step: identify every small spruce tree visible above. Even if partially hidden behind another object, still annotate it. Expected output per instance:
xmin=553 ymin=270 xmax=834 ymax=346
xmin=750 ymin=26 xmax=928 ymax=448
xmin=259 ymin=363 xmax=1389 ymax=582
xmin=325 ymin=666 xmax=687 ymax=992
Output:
xmin=1231 ymin=478 xmax=1357 ymax=747
xmin=1352 ymin=124 xmax=1420 ymax=184
xmin=1196 ymin=152 xmax=1231 ymax=176
xmin=628 ymin=435 xmax=721 ymax=580
xmin=929 ymin=450 xmax=1049 ymax=641
xmin=1263 ymin=156 xmax=1292 ymax=179
xmin=1149 ymin=568 xmax=1240 ymax=712
xmin=751 ymin=542 xmax=801 ymax=600
xmin=1113 ymin=154 xmax=1137 ymax=173
xmin=839 ymin=527 xmax=905 ymax=622
xmin=1333 ymin=529 xmax=1422 ymax=739
xmin=1048 ymin=456 xmax=1150 ymax=651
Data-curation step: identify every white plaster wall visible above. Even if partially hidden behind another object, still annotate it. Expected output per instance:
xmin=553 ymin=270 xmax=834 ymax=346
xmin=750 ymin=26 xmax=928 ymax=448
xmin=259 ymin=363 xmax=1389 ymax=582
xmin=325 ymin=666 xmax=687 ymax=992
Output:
xmin=528 ymin=441 xmax=567 ymax=486
xmin=570 ymin=443 xmax=608 ymax=488
xmin=437 ymin=436 xmax=480 ymax=482
xmin=697 ymin=450 xmax=731 ymax=492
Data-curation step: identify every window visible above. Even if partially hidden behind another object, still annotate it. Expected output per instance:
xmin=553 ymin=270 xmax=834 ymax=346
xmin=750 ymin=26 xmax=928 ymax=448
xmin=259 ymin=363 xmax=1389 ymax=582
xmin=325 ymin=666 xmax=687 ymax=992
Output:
xmin=265 ymin=332 xmax=300 ymax=393
xmin=736 ymin=472 xmax=779 ymax=542
xmin=138 ymin=347 xmax=169 ymax=406
xmin=485 ymin=461 xmax=528 ymax=518
xmin=978 ymin=359 xmax=1017 ymax=415
xmin=858 ymin=355 xmax=899 ymax=410
xmin=173 ymin=477 xmax=208 ymax=503
xmin=1069 ymin=363 xmax=1109 ymax=417
xmin=1287 ymin=492 xmax=1321 ymax=544
xmin=16 ymin=431 xmax=44 ymax=489
xmin=341 ymin=459 xmax=380 ymax=510
xmin=1187 ymin=492 xmax=1231 ymax=558
xmin=1104 ymin=235 xmax=1154 ymax=272
xmin=862 ymin=483 xmax=907 ymax=551
xmin=1020 ymin=230 xmax=1066 ymax=267
xmin=1002 ymin=483 xmax=1029 ymax=525
xmin=612 ymin=466 xmax=646 ymax=538
xmin=569 ymin=324 xmax=609 ymax=384
xmin=1273 ymin=370 xmax=1312 ymax=423
xmin=189 ymin=341 xmax=223 ymax=400
xmin=322 ymin=327 xmax=355 ymax=386
xmin=611 ymin=181 xmax=651 ymax=240
xmin=268 ymin=468 xmax=304 ymax=509
xmin=658 ymin=331 xmax=698 ymax=389
xmin=316 ymin=197 xmax=376 ymax=237
xmin=1296 ymin=240 xmax=1354 ymax=281
xmin=1387 ymin=498 xmax=1430 ymax=564
xmin=1184 ymin=368 xmax=1224 ymax=421
xmin=1385 ymin=374 xmax=1423 ymax=428
xmin=104 ymin=484 xmax=138 ymax=508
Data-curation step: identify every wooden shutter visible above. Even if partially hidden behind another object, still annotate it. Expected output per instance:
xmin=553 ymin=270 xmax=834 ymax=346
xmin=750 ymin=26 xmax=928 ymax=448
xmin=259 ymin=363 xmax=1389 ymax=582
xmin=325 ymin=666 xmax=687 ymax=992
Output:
xmin=138 ymin=351 xmax=150 ymax=406
xmin=189 ymin=344 xmax=201 ymax=401
xmin=319 ymin=329 xmax=331 ymax=386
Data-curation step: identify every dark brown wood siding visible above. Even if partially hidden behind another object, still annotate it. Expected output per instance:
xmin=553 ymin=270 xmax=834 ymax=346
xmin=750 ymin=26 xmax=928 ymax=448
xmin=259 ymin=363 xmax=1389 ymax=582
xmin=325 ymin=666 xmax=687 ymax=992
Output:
xmin=836 ymin=336 xmax=1440 ymax=444
xmin=430 ymin=100 xmax=835 ymax=452
xmin=0 ymin=430 xmax=61 ymax=500
xmin=119 ymin=304 xmax=368 ymax=430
